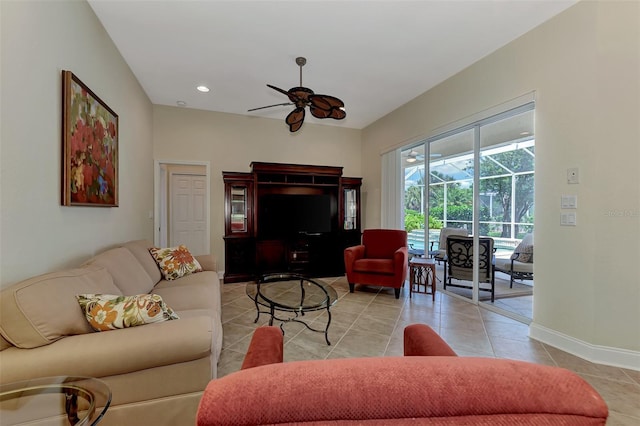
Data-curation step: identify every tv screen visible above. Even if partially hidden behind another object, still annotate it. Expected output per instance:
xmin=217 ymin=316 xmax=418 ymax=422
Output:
xmin=259 ymin=194 xmax=333 ymax=238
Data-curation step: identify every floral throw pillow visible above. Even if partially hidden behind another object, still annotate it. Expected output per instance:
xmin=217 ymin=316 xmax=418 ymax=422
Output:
xmin=149 ymin=245 xmax=202 ymax=280
xmin=76 ymin=294 xmax=179 ymax=332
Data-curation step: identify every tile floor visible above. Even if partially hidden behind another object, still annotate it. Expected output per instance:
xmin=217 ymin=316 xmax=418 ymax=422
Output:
xmin=218 ymin=277 xmax=639 ymax=425
xmin=491 ymin=294 xmax=533 ymax=319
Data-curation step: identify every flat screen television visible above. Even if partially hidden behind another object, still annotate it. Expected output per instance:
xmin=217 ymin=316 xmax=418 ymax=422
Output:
xmin=259 ymin=194 xmax=334 ymax=238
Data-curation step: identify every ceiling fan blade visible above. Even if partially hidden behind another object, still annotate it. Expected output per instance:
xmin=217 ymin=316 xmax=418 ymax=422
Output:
xmin=309 ymin=94 xmax=344 ymax=109
xmin=247 ymin=102 xmax=293 ymax=112
xmin=266 ymin=84 xmax=291 ymax=97
xmin=309 ymin=95 xmax=346 ymax=120
xmin=310 ymin=106 xmax=346 ymax=120
xmin=285 ymin=107 xmax=305 ymax=132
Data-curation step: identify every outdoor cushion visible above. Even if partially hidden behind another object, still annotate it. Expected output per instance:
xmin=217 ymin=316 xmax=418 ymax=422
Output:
xmin=495 ymin=256 xmax=534 ymax=273
xmin=512 ymin=233 xmax=534 ymax=263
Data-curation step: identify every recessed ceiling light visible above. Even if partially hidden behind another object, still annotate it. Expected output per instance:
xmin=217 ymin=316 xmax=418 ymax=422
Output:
xmin=176 ymin=101 xmax=187 ymax=107
xmin=520 ymin=131 xmax=531 ymax=136
xmin=196 ymin=85 xmax=210 ymax=93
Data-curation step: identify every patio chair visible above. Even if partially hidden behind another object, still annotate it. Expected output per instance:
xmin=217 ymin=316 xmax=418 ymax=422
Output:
xmin=444 ymin=236 xmax=495 ymax=302
xmin=429 ymin=227 xmax=469 ymax=261
xmin=494 ymin=233 xmax=534 ymax=288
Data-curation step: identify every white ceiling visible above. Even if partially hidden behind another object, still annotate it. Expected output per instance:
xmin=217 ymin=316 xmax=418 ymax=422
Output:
xmin=88 ymin=0 xmax=577 ymax=130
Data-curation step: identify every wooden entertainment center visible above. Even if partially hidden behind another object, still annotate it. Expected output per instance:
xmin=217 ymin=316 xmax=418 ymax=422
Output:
xmin=223 ymin=162 xmax=362 ymax=283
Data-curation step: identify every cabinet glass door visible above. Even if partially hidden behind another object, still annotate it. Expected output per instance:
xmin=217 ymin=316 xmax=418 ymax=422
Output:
xmin=344 ymin=188 xmax=357 ymax=230
xmin=230 ymin=186 xmax=247 ymax=233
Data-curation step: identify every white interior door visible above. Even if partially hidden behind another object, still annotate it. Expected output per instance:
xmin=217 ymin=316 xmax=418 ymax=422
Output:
xmin=170 ymin=173 xmax=207 ymax=255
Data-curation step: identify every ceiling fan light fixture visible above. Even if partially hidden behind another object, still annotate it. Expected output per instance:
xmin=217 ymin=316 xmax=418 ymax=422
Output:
xmin=406 ymin=157 xmax=417 ymax=163
xmin=248 ymin=57 xmax=345 ymax=132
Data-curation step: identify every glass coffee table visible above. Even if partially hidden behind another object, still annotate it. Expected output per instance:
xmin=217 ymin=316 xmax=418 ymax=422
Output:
xmin=246 ymin=273 xmax=338 ymax=345
xmin=0 ymin=376 xmax=111 ymax=425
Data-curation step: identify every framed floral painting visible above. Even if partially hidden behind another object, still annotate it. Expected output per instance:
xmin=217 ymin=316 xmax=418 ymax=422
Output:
xmin=62 ymin=70 xmax=118 ymax=206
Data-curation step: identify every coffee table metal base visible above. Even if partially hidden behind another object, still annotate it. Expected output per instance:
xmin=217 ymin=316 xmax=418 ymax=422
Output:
xmin=254 ymin=304 xmax=332 ymax=345
xmin=247 ymin=274 xmax=337 ymax=346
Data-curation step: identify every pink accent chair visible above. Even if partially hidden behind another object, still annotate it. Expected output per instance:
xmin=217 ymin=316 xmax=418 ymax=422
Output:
xmin=344 ymin=229 xmax=408 ymax=298
xmin=197 ymin=325 xmax=608 ymax=425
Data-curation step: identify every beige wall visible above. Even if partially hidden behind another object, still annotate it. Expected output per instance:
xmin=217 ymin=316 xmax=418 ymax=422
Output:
xmin=0 ymin=0 xmax=154 ymax=287
xmin=152 ymin=106 xmax=362 ymax=271
xmin=362 ymin=1 xmax=639 ymax=354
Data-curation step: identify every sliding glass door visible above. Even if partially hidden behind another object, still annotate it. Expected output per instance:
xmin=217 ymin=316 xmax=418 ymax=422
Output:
xmin=477 ymin=109 xmax=535 ymax=319
xmin=402 ymin=103 xmax=534 ymax=319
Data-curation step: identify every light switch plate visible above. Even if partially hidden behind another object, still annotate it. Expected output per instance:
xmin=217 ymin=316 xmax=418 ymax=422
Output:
xmin=561 ymin=195 xmax=577 ymax=209
xmin=561 ymin=212 xmax=577 ymax=226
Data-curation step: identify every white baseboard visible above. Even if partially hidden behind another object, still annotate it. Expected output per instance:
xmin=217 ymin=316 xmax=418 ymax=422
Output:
xmin=529 ymin=322 xmax=640 ymax=371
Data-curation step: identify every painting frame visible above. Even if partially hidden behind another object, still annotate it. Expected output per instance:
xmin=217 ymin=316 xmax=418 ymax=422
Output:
xmin=62 ymin=70 xmax=119 ymax=207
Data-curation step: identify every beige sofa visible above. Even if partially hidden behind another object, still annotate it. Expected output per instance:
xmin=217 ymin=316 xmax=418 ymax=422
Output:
xmin=0 ymin=240 xmax=223 ymax=426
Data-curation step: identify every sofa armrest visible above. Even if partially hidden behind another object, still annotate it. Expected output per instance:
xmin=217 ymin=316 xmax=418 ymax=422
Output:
xmin=344 ymin=245 xmax=365 ymax=276
xmin=404 ymin=324 xmax=457 ymax=357
xmin=195 ymin=254 xmax=217 ymax=272
xmin=393 ymin=246 xmax=408 ymax=277
xmin=241 ymin=326 xmax=283 ymax=370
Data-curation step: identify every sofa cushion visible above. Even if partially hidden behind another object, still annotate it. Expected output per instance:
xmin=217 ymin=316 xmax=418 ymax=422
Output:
xmin=121 ymin=239 xmax=163 ymax=284
xmin=154 ymin=284 xmax=218 ymax=312
xmin=154 ymin=271 xmax=222 ymax=314
xmin=0 ymin=334 xmax=13 ymax=351
xmin=0 ymin=266 xmax=121 ymax=349
xmin=76 ymin=294 xmax=179 ymax=331
xmin=84 ymin=247 xmax=155 ymax=295
xmin=149 ymin=245 xmax=203 ymax=280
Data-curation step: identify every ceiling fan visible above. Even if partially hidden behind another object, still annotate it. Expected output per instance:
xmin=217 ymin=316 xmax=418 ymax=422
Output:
xmin=406 ymin=150 xmax=442 ymax=163
xmin=248 ymin=57 xmax=346 ymax=132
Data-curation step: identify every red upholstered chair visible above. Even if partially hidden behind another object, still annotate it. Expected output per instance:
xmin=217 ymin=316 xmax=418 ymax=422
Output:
xmin=344 ymin=229 xmax=408 ymax=299
xmin=196 ymin=325 xmax=608 ymax=425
